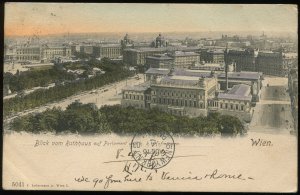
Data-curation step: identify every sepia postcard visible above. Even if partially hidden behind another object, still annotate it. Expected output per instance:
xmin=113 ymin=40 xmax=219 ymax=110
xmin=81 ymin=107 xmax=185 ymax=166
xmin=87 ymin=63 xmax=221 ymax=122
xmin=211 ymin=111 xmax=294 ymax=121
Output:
xmin=2 ymin=3 xmax=298 ymax=192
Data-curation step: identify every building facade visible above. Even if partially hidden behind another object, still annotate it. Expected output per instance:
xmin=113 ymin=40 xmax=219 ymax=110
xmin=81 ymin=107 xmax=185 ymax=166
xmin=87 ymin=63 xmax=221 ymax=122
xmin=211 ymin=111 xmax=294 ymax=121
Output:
xmin=122 ymin=68 xmax=256 ymax=122
xmin=123 ymin=46 xmax=201 ymax=67
xmin=41 ymin=46 xmax=72 ymax=61
xmin=121 ymin=82 xmax=151 ymax=109
xmin=168 ymin=51 xmax=200 ymax=69
xmin=123 ymin=48 xmax=166 ymax=66
xmin=224 ymin=48 xmax=256 ymax=72
xmin=217 ymin=71 xmax=263 ymax=102
xmin=78 ymin=45 xmax=100 ymax=57
xmin=145 ymin=54 xmax=174 ymax=69
xmin=200 ymin=49 xmax=225 ymax=64
xmin=209 ymin=84 xmax=253 ymax=122
xmin=99 ymin=44 xmax=122 ymax=59
xmin=15 ymin=46 xmax=41 ymax=61
xmin=256 ymin=51 xmax=284 ymax=76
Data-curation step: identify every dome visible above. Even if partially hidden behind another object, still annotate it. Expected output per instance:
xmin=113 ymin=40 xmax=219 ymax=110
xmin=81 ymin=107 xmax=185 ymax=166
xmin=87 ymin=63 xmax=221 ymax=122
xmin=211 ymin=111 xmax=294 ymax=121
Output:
xmin=124 ymin=33 xmax=130 ymax=40
xmin=156 ymin=33 xmax=164 ymax=41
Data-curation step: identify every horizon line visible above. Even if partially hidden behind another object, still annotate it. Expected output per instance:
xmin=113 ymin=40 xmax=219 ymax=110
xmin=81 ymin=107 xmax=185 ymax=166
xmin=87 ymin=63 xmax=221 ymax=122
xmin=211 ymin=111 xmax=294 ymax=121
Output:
xmin=5 ymin=30 xmax=297 ymax=38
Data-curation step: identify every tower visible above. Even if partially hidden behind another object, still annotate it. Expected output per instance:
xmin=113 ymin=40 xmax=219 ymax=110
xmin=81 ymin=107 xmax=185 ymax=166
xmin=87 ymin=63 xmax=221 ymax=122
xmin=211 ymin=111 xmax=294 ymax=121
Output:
xmin=224 ymin=45 xmax=229 ymax=91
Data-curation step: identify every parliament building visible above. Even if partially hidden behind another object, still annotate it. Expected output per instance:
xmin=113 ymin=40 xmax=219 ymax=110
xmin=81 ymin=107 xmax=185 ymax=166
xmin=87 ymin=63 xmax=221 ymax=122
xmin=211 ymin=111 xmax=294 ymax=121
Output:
xmin=121 ymin=68 xmax=262 ymax=122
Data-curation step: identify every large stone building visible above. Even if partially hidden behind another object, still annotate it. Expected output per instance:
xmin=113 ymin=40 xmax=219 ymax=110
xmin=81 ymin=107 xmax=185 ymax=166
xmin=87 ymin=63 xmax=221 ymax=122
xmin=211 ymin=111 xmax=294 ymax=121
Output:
xmin=224 ymin=48 xmax=257 ymax=72
xmin=41 ymin=45 xmax=72 ymax=61
xmin=152 ymin=33 xmax=169 ymax=48
xmin=217 ymin=71 xmax=263 ymax=102
xmin=145 ymin=54 xmax=173 ymax=69
xmin=99 ymin=44 xmax=122 ymax=59
xmin=121 ymin=82 xmax=151 ymax=109
xmin=121 ymin=33 xmax=134 ymax=50
xmin=79 ymin=45 xmax=100 ymax=57
xmin=15 ymin=46 xmax=41 ymax=61
xmin=256 ymin=51 xmax=284 ymax=76
xmin=168 ymin=51 xmax=200 ymax=69
xmin=122 ymin=68 xmax=260 ymax=122
xmin=123 ymin=47 xmax=166 ymax=66
xmin=11 ymin=45 xmax=71 ymax=62
xmin=190 ymin=62 xmax=226 ymax=72
xmin=123 ymin=46 xmax=201 ymax=67
xmin=200 ymin=49 xmax=225 ymax=64
xmin=145 ymin=68 xmax=171 ymax=81
xmin=213 ymin=84 xmax=253 ymax=122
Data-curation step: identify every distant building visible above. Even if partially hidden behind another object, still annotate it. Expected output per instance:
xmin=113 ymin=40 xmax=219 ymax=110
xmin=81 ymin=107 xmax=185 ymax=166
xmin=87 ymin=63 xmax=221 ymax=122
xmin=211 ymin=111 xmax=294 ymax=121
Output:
xmin=256 ymin=51 xmax=284 ymax=76
xmin=121 ymin=33 xmax=134 ymax=50
xmin=99 ymin=44 xmax=122 ymax=59
xmin=200 ymin=49 xmax=225 ymax=64
xmin=145 ymin=54 xmax=173 ymax=69
xmin=15 ymin=46 xmax=41 ymax=61
xmin=41 ymin=45 xmax=72 ymax=62
xmin=224 ymin=48 xmax=256 ymax=72
xmin=70 ymin=44 xmax=81 ymax=54
xmin=79 ymin=45 xmax=100 ymax=57
xmin=123 ymin=46 xmax=201 ymax=67
xmin=123 ymin=47 xmax=167 ymax=66
xmin=152 ymin=33 xmax=169 ymax=48
xmin=190 ymin=62 xmax=225 ymax=72
xmin=168 ymin=51 xmax=200 ymax=69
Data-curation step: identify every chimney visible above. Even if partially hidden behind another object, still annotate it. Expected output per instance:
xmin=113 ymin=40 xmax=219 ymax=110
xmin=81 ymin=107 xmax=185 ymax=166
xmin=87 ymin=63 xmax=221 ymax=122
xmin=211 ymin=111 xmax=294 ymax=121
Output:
xmin=225 ymin=61 xmax=228 ymax=92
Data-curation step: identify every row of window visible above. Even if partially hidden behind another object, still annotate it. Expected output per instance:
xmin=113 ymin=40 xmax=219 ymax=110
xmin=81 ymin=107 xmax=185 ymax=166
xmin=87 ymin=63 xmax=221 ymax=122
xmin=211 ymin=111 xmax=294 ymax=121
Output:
xmin=154 ymin=90 xmax=203 ymax=99
xmin=17 ymin=56 xmax=40 ymax=60
xmin=124 ymin=94 xmax=144 ymax=100
xmin=154 ymin=98 xmax=205 ymax=108
xmin=220 ymin=103 xmax=245 ymax=111
xmin=17 ymin=51 xmax=40 ymax=55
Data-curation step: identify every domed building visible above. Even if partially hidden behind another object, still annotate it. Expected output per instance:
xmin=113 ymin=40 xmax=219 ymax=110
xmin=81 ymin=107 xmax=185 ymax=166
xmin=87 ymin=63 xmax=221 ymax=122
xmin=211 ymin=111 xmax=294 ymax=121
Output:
xmin=121 ymin=33 xmax=134 ymax=50
xmin=153 ymin=33 xmax=168 ymax=48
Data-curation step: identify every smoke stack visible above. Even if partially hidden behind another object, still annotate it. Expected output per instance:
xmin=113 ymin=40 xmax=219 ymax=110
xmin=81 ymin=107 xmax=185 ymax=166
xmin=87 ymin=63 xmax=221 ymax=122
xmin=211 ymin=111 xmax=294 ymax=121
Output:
xmin=225 ymin=61 xmax=228 ymax=92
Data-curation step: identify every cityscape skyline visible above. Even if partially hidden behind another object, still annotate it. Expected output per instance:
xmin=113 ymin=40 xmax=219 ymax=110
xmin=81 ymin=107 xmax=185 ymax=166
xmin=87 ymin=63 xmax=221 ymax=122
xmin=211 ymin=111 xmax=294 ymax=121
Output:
xmin=5 ymin=3 xmax=297 ymax=37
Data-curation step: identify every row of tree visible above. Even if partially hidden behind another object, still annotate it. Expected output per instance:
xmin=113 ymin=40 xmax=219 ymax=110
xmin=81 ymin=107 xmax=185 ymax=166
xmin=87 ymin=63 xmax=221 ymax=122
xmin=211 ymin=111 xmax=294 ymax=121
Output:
xmin=4 ymin=58 xmax=134 ymax=118
xmin=10 ymin=103 xmax=245 ymax=137
xmin=3 ymin=67 xmax=76 ymax=93
xmin=3 ymin=70 xmax=132 ymax=118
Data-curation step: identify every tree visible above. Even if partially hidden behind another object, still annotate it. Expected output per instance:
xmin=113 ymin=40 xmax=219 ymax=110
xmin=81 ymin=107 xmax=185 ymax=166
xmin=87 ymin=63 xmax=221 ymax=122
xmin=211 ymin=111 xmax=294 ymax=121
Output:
xmin=218 ymin=115 xmax=244 ymax=136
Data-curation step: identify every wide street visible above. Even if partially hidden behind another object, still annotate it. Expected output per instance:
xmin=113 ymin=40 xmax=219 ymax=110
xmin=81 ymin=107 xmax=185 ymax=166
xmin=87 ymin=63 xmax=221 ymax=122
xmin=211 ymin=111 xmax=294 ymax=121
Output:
xmin=248 ymin=76 xmax=294 ymax=134
xmin=4 ymin=74 xmax=145 ymax=124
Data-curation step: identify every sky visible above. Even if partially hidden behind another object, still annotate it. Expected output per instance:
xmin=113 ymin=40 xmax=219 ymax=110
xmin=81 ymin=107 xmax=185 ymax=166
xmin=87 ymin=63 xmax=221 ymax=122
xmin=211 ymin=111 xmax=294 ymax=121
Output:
xmin=4 ymin=3 xmax=298 ymax=37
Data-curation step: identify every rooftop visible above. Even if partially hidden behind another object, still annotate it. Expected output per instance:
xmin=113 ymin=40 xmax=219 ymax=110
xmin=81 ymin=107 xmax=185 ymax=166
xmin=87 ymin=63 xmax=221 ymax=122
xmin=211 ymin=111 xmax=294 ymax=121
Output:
xmin=159 ymin=75 xmax=201 ymax=87
xmin=218 ymin=71 xmax=262 ymax=80
xmin=195 ymin=63 xmax=223 ymax=67
xmin=174 ymin=69 xmax=213 ymax=78
xmin=227 ymin=84 xmax=251 ymax=96
xmin=146 ymin=54 xmax=173 ymax=60
xmin=258 ymin=51 xmax=282 ymax=57
xmin=100 ymin=44 xmax=121 ymax=48
xmin=145 ymin=68 xmax=170 ymax=75
xmin=207 ymin=49 xmax=224 ymax=54
xmin=170 ymin=51 xmax=200 ymax=57
xmin=218 ymin=84 xmax=252 ymax=101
